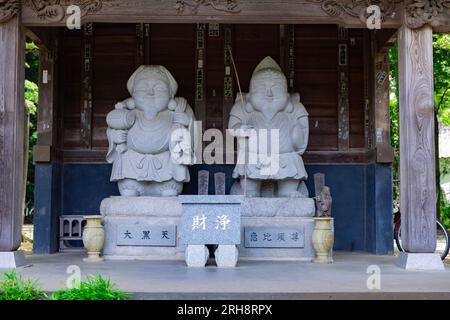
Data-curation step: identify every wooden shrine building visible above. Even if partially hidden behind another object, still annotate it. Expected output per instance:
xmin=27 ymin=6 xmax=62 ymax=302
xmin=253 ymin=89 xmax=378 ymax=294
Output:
xmin=0 ymin=0 xmax=449 ymax=257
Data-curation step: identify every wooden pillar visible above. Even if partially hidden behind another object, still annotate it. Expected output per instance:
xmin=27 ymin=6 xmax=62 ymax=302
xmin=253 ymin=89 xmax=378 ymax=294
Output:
xmin=0 ymin=15 xmax=26 ymax=252
xmin=398 ymin=24 xmax=436 ymax=253
xmin=374 ymin=47 xmax=394 ymax=163
xmin=337 ymin=27 xmax=350 ymax=151
xmin=80 ymin=23 xmax=94 ymax=149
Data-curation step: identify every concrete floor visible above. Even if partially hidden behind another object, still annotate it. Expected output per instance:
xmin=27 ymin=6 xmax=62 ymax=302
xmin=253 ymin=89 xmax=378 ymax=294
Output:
xmin=2 ymin=251 xmax=450 ymax=299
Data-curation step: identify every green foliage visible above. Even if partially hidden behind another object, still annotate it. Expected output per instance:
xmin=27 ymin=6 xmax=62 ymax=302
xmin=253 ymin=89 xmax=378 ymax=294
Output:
xmin=441 ymin=158 xmax=450 ymax=177
xmin=389 ymin=42 xmax=400 ymax=208
xmin=440 ymin=188 xmax=450 ymax=229
xmin=0 ymin=270 xmax=46 ymax=300
xmin=24 ymin=40 xmax=39 ymax=223
xmin=434 ymin=35 xmax=450 ymax=125
xmin=0 ymin=272 xmax=127 ymax=301
xmin=25 ymin=42 xmax=39 ymax=84
xmin=49 ymin=275 xmax=129 ymax=300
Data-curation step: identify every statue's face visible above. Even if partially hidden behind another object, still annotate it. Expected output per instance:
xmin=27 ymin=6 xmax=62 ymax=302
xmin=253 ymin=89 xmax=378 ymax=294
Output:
xmin=133 ymin=78 xmax=171 ymax=115
xmin=249 ymin=71 xmax=289 ymax=120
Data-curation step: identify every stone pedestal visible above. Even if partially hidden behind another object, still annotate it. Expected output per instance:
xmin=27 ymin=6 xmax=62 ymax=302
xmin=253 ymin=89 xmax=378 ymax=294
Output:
xmin=185 ymin=245 xmax=209 ymax=267
xmin=0 ymin=251 xmax=26 ymax=269
xmin=395 ymin=252 xmax=445 ymax=270
xmin=100 ymin=196 xmax=318 ymax=261
xmin=239 ymin=197 xmax=316 ymax=261
xmin=101 ymin=196 xmax=185 ymax=260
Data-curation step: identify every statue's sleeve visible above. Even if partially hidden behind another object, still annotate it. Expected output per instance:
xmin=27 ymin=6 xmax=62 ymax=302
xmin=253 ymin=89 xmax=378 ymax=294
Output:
xmin=106 ymin=128 xmax=117 ymax=163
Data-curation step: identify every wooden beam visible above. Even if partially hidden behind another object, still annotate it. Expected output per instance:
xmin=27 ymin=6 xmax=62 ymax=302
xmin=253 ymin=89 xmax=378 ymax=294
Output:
xmin=61 ymin=148 xmax=375 ymax=164
xmin=20 ymin=1 xmax=403 ymax=28
xmin=287 ymin=25 xmax=295 ymax=93
xmin=0 ymin=16 xmax=25 ymax=251
xmin=36 ymin=33 xmax=55 ymax=146
xmin=363 ymin=30 xmax=374 ymax=151
xmin=34 ymin=28 xmax=61 ymax=163
xmin=398 ymin=24 xmax=436 ymax=253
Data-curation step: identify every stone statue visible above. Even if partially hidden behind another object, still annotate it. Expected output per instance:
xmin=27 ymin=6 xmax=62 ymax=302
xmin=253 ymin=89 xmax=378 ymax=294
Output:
xmin=106 ymin=65 xmax=195 ymax=197
xmin=316 ymin=186 xmax=332 ymax=217
xmin=229 ymin=56 xmax=309 ymax=198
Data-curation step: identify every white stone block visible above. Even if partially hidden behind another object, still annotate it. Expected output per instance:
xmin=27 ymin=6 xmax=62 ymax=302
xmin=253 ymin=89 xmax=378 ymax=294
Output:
xmin=0 ymin=251 xmax=26 ymax=269
xmin=395 ymin=252 xmax=445 ymax=270
xmin=215 ymin=245 xmax=239 ymax=268
xmin=185 ymin=245 xmax=209 ymax=268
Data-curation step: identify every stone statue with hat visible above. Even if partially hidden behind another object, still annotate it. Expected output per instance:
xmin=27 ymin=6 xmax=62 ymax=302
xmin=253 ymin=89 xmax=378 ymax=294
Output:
xmin=229 ymin=57 xmax=309 ymax=197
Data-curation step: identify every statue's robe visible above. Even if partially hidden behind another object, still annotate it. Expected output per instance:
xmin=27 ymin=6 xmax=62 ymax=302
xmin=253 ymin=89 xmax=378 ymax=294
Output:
xmin=106 ymin=106 xmax=194 ymax=183
xmin=229 ymin=93 xmax=309 ymax=180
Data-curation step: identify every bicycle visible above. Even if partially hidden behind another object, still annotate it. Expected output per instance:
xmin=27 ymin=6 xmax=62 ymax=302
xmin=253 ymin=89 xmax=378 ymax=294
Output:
xmin=394 ymin=210 xmax=450 ymax=260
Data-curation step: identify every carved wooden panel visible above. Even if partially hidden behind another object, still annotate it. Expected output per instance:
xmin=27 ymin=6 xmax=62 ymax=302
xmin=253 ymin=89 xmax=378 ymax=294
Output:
xmin=20 ymin=0 xmax=403 ymax=28
xmin=0 ymin=0 xmax=19 ymax=24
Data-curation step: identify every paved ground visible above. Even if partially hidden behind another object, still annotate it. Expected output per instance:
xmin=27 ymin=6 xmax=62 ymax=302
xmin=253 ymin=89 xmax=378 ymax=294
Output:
xmin=3 ymin=252 xmax=450 ymax=299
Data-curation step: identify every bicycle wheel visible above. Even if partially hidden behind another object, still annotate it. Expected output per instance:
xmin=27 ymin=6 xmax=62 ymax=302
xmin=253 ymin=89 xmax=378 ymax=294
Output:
xmin=394 ymin=219 xmax=449 ymax=261
xmin=436 ymin=220 xmax=449 ymax=260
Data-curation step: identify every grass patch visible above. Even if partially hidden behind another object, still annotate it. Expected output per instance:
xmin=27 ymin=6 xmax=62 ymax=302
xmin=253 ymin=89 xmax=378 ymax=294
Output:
xmin=49 ymin=275 xmax=129 ymax=300
xmin=0 ymin=270 xmax=46 ymax=300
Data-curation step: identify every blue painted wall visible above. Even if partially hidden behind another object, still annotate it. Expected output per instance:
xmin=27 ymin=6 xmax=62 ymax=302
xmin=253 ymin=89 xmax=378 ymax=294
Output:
xmin=34 ymin=163 xmax=393 ymax=254
xmin=34 ymin=163 xmax=62 ymax=254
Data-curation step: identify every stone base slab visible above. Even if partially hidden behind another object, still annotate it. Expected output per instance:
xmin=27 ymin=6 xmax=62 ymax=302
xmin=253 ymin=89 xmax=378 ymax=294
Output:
xmin=101 ymin=196 xmax=319 ymax=261
xmin=395 ymin=252 xmax=445 ymax=270
xmin=101 ymin=196 xmax=315 ymax=217
xmin=0 ymin=251 xmax=26 ymax=269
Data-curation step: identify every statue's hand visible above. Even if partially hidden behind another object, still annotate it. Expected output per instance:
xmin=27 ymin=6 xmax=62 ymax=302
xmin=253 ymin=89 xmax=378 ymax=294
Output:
xmin=115 ymin=98 xmax=136 ymax=110
xmin=173 ymin=112 xmax=190 ymax=127
xmin=113 ymin=129 xmax=128 ymax=144
xmin=115 ymin=102 xmax=126 ymax=110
